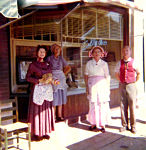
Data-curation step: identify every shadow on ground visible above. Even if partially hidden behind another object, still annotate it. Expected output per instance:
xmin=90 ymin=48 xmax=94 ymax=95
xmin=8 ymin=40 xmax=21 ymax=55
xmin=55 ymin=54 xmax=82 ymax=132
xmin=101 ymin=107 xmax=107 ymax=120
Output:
xmin=66 ymin=129 xmax=146 ymax=150
xmin=68 ymin=121 xmax=146 ymax=150
xmin=111 ymin=117 xmax=146 ymax=124
xmin=69 ymin=120 xmax=120 ymax=131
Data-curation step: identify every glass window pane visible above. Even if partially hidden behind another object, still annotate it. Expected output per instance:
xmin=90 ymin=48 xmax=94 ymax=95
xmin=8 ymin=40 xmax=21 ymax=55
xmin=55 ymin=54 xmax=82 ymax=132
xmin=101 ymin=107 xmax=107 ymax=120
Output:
xmin=62 ymin=7 xmax=123 ymax=91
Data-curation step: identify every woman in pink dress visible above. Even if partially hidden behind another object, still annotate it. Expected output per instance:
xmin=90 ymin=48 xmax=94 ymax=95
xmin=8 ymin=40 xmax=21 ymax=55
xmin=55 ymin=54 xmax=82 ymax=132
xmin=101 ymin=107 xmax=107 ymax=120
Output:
xmin=26 ymin=45 xmax=58 ymax=141
xmin=84 ymin=46 xmax=111 ymax=133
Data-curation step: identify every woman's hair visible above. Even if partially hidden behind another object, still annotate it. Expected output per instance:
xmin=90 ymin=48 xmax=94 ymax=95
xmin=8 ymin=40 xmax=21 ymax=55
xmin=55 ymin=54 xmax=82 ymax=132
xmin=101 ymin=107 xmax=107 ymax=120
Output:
xmin=36 ymin=45 xmax=47 ymax=56
xmin=51 ymin=43 xmax=61 ymax=54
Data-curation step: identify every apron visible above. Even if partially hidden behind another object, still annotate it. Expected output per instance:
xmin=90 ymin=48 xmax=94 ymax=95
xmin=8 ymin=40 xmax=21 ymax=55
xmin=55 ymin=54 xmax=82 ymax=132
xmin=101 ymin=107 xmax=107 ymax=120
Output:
xmin=87 ymin=76 xmax=110 ymax=103
xmin=52 ymin=70 xmax=68 ymax=92
xmin=33 ymin=83 xmax=53 ymax=105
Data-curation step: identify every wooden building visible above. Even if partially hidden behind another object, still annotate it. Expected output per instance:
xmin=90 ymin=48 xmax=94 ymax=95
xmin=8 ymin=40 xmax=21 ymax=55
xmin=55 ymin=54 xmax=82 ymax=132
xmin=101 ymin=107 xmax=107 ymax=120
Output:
xmin=0 ymin=0 xmax=144 ymax=123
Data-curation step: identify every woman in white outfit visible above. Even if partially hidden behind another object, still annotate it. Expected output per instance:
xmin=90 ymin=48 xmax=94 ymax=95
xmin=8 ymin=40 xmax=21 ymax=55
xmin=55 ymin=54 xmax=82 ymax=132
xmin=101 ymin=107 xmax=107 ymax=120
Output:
xmin=84 ymin=46 xmax=111 ymax=132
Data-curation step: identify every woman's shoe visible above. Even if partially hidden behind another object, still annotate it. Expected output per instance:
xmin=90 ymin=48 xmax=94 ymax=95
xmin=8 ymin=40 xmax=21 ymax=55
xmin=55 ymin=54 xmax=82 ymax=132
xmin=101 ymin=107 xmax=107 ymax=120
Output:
xmin=31 ymin=135 xmax=43 ymax=141
xmin=100 ymin=127 xmax=105 ymax=133
xmin=56 ymin=117 xmax=65 ymax=122
xmin=43 ymin=135 xmax=50 ymax=140
xmin=89 ymin=125 xmax=96 ymax=131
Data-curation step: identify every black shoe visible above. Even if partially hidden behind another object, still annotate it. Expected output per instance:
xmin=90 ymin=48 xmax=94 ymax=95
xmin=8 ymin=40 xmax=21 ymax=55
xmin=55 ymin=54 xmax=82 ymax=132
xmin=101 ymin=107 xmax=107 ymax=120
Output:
xmin=31 ymin=135 xmax=43 ymax=141
xmin=89 ymin=125 xmax=96 ymax=131
xmin=43 ymin=135 xmax=50 ymax=140
xmin=131 ymin=127 xmax=136 ymax=134
xmin=56 ymin=117 xmax=65 ymax=122
xmin=119 ymin=126 xmax=129 ymax=132
xmin=100 ymin=127 xmax=105 ymax=133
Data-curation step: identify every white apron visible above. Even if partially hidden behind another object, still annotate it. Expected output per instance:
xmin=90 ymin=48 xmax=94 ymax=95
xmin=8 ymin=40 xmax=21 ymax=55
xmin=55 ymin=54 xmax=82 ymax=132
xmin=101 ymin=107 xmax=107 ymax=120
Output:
xmin=33 ymin=83 xmax=53 ymax=105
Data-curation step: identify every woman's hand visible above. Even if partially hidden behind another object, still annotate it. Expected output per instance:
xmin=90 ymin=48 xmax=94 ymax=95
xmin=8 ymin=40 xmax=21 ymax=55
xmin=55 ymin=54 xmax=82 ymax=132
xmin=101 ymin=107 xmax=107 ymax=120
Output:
xmin=53 ymin=79 xmax=60 ymax=85
xmin=54 ymin=79 xmax=60 ymax=85
xmin=39 ymin=78 xmax=44 ymax=83
xmin=39 ymin=77 xmax=52 ymax=84
xmin=39 ymin=73 xmax=53 ymax=84
xmin=64 ymin=65 xmax=71 ymax=75
xmin=45 ymin=77 xmax=53 ymax=84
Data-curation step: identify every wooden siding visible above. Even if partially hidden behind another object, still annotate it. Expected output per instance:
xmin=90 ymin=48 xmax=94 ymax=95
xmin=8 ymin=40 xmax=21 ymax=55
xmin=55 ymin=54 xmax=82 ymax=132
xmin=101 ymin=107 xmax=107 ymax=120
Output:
xmin=64 ymin=94 xmax=89 ymax=124
xmin=17 ymin=89 xmax=120 ymax=124
xmin=63 ymin=89 xmax=120 ymax=124
xmin=0 ymin=14 xmax=10 ymax=100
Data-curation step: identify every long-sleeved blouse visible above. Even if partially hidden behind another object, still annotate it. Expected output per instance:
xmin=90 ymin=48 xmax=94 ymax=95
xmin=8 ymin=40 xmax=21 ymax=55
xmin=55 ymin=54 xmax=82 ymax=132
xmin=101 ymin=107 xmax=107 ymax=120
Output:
xmin=26 ymin=61 xmax=52 ymax=84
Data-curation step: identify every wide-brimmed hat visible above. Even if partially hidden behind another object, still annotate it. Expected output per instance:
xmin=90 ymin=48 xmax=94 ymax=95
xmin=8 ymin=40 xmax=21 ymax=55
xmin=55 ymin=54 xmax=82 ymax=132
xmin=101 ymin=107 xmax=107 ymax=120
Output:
xmin=90 ymin=46 xmax=104 ymax=54
xmin=89 ymin=46 xmax=105 ymax=57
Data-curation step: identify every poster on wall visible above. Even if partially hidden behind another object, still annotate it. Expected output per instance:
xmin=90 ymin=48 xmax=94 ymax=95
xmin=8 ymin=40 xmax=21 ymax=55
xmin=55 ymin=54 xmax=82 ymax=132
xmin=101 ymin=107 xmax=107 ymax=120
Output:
xmin=16 ymin=57 xmax=35 ymax=84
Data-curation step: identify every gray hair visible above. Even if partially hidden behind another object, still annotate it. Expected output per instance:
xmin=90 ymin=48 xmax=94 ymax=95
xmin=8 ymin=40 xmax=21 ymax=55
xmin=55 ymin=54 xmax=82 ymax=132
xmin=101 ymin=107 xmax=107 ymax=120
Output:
xmin=51 ymin=43 xmax=61 ymax=52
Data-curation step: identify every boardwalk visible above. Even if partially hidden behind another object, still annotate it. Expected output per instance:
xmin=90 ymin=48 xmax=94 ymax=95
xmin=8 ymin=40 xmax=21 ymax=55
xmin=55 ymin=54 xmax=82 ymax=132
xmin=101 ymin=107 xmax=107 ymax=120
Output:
xmin=12 ymin=96 xmax=146 ymax=150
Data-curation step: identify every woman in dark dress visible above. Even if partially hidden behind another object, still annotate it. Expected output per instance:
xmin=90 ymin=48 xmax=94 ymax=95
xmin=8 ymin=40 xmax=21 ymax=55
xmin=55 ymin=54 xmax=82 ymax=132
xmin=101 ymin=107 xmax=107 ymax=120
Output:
xmin=26 ymin=45 xmax=58 ymax=141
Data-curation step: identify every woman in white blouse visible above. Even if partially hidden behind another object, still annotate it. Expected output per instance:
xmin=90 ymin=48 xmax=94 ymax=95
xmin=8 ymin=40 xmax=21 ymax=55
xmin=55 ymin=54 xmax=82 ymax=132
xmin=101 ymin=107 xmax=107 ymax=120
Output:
xmin=84 ymin=46 xmax=111 ymax=132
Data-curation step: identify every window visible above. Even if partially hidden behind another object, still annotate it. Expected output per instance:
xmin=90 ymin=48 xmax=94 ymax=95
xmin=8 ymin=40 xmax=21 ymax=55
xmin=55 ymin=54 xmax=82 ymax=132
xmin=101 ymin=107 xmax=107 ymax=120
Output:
xmin=11 ymin=6 xmax=123 ymax=94
xmin=62 ymin=8 xmax=123 ymax=91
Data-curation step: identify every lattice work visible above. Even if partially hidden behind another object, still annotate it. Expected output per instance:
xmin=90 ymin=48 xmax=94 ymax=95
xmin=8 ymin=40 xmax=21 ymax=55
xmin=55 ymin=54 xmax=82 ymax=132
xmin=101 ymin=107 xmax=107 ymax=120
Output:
xmin=23 ymin=27 xmax=33 ymax=37
xmin=73 ymin=18 xmax=81 ymax=37
xmin=34 ymin=25 xmax=42 ymax=37
xmin=12 ymin=18 xmax=60 ymax=40
xmin=11 ymin=7 xmax=123 ymax=42
xmin=68 ymin=17 xmax=73 ymax=36
xmin=41 ymin=23 xmax=60 ymax=34
xmin=12 ymin=26 xmax=23 ymax=39
xmin=62 ymin=19 xmax=67 ymax=36
xmin=110 ymin=15 xmax=122 ymax=39
xmin=83 ymin=10 xmax=96 ymax=38
xmin=97 ymin=12 xmax=109 ymax=38
xmin=62 ymin=10 xmax=82 ymax=38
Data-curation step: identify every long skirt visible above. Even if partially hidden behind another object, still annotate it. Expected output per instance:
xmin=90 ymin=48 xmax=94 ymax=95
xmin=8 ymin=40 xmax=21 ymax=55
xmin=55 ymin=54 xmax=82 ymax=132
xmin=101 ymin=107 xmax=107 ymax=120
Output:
xmin=53 ymin=89 xmax=67 ymax=106
xmin=28 ymin=95 xmax=55 ymax=137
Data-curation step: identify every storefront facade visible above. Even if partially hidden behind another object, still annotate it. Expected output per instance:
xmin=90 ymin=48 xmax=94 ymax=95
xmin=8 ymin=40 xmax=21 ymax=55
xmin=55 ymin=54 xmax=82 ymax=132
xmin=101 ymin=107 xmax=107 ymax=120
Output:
xmin=0 ymin=0 xmax=144 ymax=122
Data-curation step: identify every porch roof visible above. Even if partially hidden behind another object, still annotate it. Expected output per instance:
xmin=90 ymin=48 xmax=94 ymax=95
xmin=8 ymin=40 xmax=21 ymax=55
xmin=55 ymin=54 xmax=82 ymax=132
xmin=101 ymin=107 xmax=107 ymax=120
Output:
xmin=0 ymin=0 xmax=143 ymax=19
xmin=19 ymin=0 xmax=143 ymax=11
xmin=18 ymin=0 xmax=81 ymax=8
